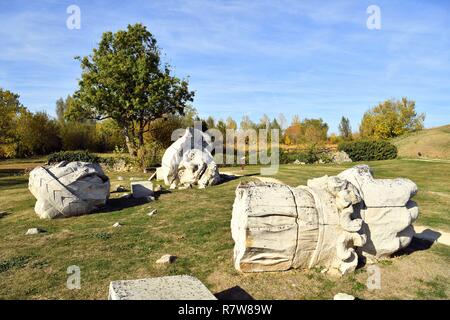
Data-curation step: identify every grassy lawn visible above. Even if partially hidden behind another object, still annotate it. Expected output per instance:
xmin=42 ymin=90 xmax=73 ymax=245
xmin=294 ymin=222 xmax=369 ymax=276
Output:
xmin=0 ymin=159 xmax=448 ymax=299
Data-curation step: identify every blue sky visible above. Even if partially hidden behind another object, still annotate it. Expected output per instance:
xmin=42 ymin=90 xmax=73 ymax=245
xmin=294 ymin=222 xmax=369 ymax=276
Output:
xmin=0 ymin=0 xmax=449 ymax=133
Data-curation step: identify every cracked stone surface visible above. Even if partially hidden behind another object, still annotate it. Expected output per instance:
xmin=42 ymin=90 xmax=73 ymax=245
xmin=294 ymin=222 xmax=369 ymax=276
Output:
xmin=28 ymin=161 xmax=110 ymax=219
xmin=108 ymin=275 xmax=217 ymax=300
xmin=160 ymin=128 xmax=220 ymax=189
xmin=231 ymin=164 xmax=419 ymax=274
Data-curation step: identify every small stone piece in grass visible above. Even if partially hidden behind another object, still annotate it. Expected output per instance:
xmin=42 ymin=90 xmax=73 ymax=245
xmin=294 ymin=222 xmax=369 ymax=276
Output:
xmin=117 ymin=176 xmax=124 ymax=181
xmin=113 ymin=222 xmax=122 ymax=228
xmin=321 ymin=268 xmax=328 ymax=274
xmin=25 ymin=228 xmax=45 ymax=235
xmin=116 ymin=185 xmax=127 ymax=192
xmin=156 ymin=254 xmax=177 ymax=264
xmin=333 ymin=293 xmax=355 ymax=300
xmin=148 ymin=172 xmax=157 ymax=181
xmin=148 ymin=209 xmax=157 ymax=216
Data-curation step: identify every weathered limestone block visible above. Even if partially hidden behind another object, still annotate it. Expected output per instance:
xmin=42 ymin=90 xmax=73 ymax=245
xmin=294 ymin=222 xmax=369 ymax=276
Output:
xmin=160 ymin=128 xmax=220 ymax=189
xmin=231 ymin=164 xmax=418 ymax=274
xmin=29 ymin=161 xmax=110 ymax=219
xmin=108 ymin=275 xmax=217 ymax=300
xmin=131 ymin=181 xmax=154 ymax=198
xmin=231 ymin=182 xmax=320 ymax=272
xmin=156 ymin=167 xmax=165 ymax=180
xmin=338 ymin=165 xmax=419 ymax=260
xmin=331 ymin=151 xmax=352 ymax=164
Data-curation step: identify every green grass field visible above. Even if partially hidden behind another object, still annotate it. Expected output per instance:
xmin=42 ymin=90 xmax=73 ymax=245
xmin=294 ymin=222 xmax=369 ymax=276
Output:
xmin=0 ymin=159 xmax=449 ymax=299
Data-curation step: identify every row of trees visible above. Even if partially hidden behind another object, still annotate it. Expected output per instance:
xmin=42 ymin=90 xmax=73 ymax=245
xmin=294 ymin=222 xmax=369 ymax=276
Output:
xmin=0 ymin=23 xmax=426 ymax=160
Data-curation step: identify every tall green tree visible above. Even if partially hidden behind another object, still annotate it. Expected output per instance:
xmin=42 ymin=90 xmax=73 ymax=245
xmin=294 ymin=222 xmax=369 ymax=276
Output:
xmin=15 ymin=111 xmax=62 ymax=156
xmin=55 ymin=95 xmax=75 ymax=124
xmin=338 ymin=116 xmax=352 ymax=140
xmin=360 ymin=97 xmax=425 ymax=139
xmin=67 ymin=23 xmax=195 ymax=156
xmin=0 ymin=88 xmax=27 ymax=157
xmin=205 ymin=116 xmax=215 ymax=130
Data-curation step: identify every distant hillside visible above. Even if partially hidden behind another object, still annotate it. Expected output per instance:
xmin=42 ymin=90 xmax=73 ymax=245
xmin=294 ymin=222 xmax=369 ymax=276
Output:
xmin=392 ymin=125 xmax=450 ymax=159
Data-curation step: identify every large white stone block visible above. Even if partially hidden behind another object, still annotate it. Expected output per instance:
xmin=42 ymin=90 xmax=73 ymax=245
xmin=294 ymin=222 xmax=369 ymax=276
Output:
xmin=28 ymin=161 xmax=110 ymax=219
xmin=231 ymin=164 xmax=419 ymax=274
xmin=160 ymin=128 xmax=220 ymax=189
xmin=131 ymin=181 xmax=154 ymax=198
xmin=108 ymin=275 xmax=217 ymax=300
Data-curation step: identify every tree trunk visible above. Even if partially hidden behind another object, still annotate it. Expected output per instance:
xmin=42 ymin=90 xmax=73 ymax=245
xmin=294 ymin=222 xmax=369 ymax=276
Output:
xmin=124 ymin=135 xmax=137 ymax=157
xmin=123 ymin=126 xmax=138 ymax=157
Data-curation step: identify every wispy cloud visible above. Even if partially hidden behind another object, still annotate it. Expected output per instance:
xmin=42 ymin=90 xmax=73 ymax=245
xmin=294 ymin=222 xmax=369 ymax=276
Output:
xmin=0 ymin=0 xmax=449 ymax=131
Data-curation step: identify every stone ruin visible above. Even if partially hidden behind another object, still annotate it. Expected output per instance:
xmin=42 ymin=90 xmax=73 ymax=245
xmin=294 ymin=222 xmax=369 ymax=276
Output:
xmin=231 ymin=164 xmax=419 ymax=275
xmin=159 ymin=128 xmax=221 ymax=189
xmin=29 ymin=161 xmax=110 ymax=219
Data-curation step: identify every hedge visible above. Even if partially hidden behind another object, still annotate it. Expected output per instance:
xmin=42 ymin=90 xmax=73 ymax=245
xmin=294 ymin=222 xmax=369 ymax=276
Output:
xmin=338 ymin=140 xmax=397 ymax=161
xmin=47 ymin=151 xmax=101 ymax=164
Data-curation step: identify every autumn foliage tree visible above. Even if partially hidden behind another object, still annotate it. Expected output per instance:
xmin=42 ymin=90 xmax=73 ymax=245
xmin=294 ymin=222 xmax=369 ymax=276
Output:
xmin=360 ymin=98 xmax=425 ymax=139
xmin=284 ymin=117 xmax=329 ymax=145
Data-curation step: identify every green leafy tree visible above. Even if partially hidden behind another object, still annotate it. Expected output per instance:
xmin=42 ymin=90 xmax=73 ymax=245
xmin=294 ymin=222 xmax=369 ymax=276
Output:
xmin=216 ymin=119 xmax=227 ymax=136
xmin=240 ymin=115 xmax=256 ymax=130
xmin=16 ymin=111 xmax=62 ymax=156
xmin=338 ymin=116 xmax=352 ymax=140
xmin=55 ymin=95 xmax=75 ymax=124
xmin=360 ymin=98 xmax=425 ymax=139
xmin=205 ymin=116 xmax=215 ymax=130
xmin=67 ymin=23 xmax=194 ymax=156
xmin=0 ymin=88 xmax=27 ymax=157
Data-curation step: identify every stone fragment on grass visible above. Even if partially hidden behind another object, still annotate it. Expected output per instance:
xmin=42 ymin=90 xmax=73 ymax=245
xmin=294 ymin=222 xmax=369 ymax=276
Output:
xmin=113 ymin=222 xmax=122 ymax=228
xmin=331 ymin=151 xmax=352 ymax=164
xmin=156 ymin=254 xmax=177 ymax=264
xmin=333 ymin=293 xmax=355 ymax=300
xmin=148 ymin=209 xmax=157 ymax=216
xmin=25 ymin=228 xmax=45 ymax=235
xmin=108 ymin=275 xmax=216 ymax=300
xmin=28 ymin=161 xmax=110 ymax=219
xmin=231 ymin=164 xmax=419 ymax=275
xmin=160 ymin=128 xmax=221 ymax=189
xmin=131 ymin=181 xmax=154 ymax=198
xmin=117 ymin=176 xmax=124 ymax=181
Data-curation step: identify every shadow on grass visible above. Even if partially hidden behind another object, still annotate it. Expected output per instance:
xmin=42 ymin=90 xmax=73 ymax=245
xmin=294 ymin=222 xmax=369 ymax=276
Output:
xmin=96 ymin=197 xmax=152 ymax=213
xmin=0 ymin=211 xmax=10 ymax=219
xmin=0 ymin=176 xmax=28 ymax=189
xmin=214 ymin=286 xmax=255 ymax=300
xmin=217 ymin=173 xmax=259 ymax=185
xmin=96 ymin=190 xmax=172 ymax=213
xmin=393 ymin=237 xmax=434 ymax=257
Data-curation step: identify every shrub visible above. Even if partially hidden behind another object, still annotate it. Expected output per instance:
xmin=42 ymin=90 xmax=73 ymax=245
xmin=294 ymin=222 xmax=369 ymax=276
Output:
xmin=15 ymin=111 xmax=62 ymax=157
xmin=338 ymin=140 xmax=397 ymax=161
xmin=47 ymin=150 xmax=100 ymax=164
xmin=280 ymin=145 xmax=322 ymax=164
xmin=60 ymin=122 xmax=97 ymax=151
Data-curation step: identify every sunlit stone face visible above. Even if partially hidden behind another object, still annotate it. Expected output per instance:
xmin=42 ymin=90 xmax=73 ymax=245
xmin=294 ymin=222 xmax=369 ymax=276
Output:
xmin=231 ymin=165 xmax=419 ymax=275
